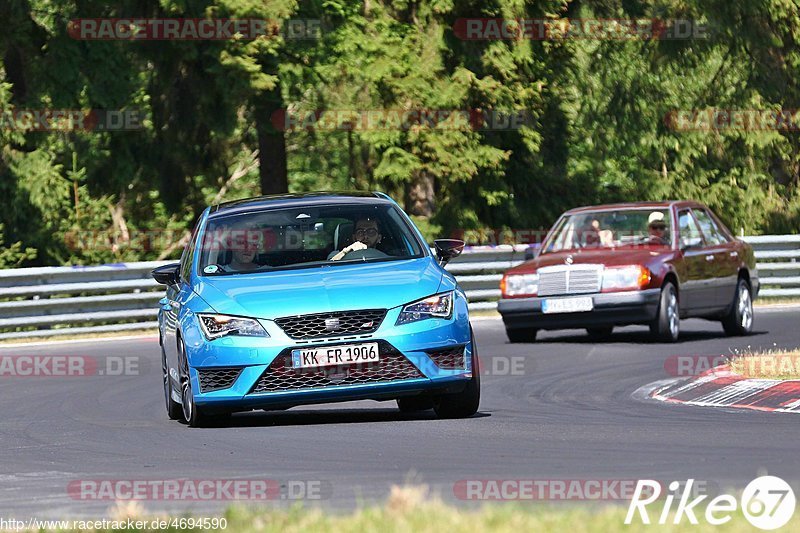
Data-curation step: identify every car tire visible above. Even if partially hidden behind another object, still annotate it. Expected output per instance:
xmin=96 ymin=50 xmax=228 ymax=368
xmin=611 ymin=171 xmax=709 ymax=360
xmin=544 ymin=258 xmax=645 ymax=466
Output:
xmin=722 ymin=278 xmax=754 ymax=336
xmin=177 ymin=337 xmax=212 ymax=428
xmin=161 ymin=342 xmax=182 ymax=420
xmin=650 ymin=282 xmax=680 ymax=342
xmin=586 ymin=326 xmax=613 ymax=339
xmin=433 ymin=331 xmax=481 ymax=419
xmin=506 ymin=328 xmax=537 ymax=343
xmin=397 ymin=396 xmax=434 ymax=413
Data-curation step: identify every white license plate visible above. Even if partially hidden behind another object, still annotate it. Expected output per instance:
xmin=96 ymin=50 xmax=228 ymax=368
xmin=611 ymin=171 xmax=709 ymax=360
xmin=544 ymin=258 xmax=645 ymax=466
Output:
xmin=291 ymin=342 xmax=379 ymax=369
xmin=541 ymin=297 xmax=594 ymax=314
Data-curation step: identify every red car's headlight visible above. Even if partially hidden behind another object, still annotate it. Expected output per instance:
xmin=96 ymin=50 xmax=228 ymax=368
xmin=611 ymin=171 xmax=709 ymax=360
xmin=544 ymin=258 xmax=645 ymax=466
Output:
xmin=501 ymin=273 xmax=539 ymax=298
xmin=601 ymin=265 xmax=651 ymax=291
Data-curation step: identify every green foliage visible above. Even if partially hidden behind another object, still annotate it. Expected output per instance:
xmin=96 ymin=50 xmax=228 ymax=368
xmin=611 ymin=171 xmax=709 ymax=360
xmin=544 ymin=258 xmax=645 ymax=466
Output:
xmin=1 ymin=0 xmax=799 ymax=268
xmin=0 ymin=223 xmax=37 ymax=267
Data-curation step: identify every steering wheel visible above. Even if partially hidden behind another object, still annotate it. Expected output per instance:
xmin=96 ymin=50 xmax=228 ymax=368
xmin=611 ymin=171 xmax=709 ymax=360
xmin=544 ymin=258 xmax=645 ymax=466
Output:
xmin=341 ymin=247 xmax=389 ymax=260
xmin=645 ymin=235 xmax=669 ymax=245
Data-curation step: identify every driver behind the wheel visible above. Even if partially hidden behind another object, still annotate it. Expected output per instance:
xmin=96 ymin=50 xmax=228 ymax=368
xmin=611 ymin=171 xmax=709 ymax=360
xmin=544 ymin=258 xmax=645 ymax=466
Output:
xmin=221 ymin=220 xmax=264 ymax=272
xmin=329 ymin=217 xmax=382 ymax=261
xmin=646 ymin=212 xmax=669 ymax=244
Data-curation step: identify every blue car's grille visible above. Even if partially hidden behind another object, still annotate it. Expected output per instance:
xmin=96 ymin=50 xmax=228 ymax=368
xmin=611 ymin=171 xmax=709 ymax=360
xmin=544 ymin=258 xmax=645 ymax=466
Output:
xmin=198 ymin=367 xmax=243 ymax=392
xmin=427 ymin=345 xmax=466 ymax=370
xmin=249 ymin=342 xmax=423 ymax=394
xmin=274 ymin=309 xmax=387 ymax=339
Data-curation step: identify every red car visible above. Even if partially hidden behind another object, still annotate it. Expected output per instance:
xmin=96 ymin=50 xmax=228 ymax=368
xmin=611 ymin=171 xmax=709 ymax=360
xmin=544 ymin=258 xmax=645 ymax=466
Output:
xmin=498 ymin=201 xmax=759 ymax=342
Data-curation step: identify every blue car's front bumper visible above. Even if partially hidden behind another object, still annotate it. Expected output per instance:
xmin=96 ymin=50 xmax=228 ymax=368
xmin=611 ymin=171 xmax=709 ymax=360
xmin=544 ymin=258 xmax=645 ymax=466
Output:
xmin=181 ymin=302 xmax=473 ymax=412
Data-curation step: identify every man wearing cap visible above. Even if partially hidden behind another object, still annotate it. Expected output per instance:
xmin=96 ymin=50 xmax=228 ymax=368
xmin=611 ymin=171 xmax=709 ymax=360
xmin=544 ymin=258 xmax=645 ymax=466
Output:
xmin=646 ymin=212 xmax=669 ymax=245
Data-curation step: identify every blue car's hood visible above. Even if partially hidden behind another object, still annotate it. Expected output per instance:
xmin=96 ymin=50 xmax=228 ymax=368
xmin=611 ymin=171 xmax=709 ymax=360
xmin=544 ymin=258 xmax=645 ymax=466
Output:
xmin=194 ymin=257 xmax=444 ymax=319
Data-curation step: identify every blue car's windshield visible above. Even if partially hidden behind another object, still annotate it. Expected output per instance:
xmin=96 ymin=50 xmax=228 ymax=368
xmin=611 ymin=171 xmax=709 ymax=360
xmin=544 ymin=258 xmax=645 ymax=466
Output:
xmin=198 ymin=204 xmax=425 ymax=275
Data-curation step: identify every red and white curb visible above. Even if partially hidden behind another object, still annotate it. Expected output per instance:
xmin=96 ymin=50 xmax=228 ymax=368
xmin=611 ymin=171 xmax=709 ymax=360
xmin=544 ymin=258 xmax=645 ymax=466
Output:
xmin=648 ymin=365 xmax=800 ymax=413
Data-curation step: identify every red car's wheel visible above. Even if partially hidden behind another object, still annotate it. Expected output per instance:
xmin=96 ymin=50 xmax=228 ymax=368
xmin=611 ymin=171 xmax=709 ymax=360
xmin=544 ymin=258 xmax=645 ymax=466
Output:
xmin=722 ymin=278 xmax=754 ymax=336
xmin=650 ymin=282 xmax=680 ymax=342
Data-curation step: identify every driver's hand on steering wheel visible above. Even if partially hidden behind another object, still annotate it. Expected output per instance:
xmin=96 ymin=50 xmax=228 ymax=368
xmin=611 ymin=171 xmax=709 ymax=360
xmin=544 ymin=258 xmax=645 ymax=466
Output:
xmin=344 ymin=241 xmax=368 ymax=253
xmin=330 ymin=240 xmax=368 ymax=261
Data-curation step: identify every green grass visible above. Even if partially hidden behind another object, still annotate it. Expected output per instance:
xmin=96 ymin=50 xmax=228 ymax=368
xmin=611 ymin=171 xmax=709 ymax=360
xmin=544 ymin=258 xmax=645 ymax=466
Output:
xmin=45 ymin=488 xmax=800 ymax=533
xmin=754 ymin=296 xmax=800 ymax=306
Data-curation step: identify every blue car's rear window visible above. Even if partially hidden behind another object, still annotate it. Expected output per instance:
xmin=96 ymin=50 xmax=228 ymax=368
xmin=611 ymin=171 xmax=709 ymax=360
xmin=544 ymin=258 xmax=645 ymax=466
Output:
xmin=197 ymin=204 xmax=425 ymax=275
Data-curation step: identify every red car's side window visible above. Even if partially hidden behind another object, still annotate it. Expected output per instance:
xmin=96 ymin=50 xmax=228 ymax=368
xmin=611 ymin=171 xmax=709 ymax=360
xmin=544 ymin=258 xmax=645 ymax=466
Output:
xmin=692 ymin=209 xmax=728 ymax=246
xmin=677 ymin=210 xmax=705 ymax=249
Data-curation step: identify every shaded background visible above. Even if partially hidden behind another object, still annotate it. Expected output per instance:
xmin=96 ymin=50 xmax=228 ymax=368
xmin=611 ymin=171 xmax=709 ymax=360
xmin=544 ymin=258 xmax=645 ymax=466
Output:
xmin=1 ymin=0 xmax=799 ymax=267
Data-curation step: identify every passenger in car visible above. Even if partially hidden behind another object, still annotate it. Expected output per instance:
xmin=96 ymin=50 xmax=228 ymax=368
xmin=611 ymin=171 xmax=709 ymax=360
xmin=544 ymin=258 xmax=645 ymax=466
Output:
xmin=581 ymin=218 xmax=614 ymax=247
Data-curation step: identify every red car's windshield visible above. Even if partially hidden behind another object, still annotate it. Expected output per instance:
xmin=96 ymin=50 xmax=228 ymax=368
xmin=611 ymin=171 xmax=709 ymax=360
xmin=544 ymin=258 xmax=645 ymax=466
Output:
xmin=542 ymin=209 xmax=672 ymax=253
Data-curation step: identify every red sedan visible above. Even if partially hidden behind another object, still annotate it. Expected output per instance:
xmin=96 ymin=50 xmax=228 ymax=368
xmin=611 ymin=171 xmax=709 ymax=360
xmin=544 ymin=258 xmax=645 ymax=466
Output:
xmin=498 ymin=201 xmax=759 ymax=342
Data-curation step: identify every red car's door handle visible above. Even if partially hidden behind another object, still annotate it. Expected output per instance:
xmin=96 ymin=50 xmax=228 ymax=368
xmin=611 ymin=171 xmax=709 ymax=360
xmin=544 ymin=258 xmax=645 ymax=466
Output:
xmin=705 ymin=255 xmax=714 ymax=261
xmin=729 ymin=251 xmax=738 ymax=257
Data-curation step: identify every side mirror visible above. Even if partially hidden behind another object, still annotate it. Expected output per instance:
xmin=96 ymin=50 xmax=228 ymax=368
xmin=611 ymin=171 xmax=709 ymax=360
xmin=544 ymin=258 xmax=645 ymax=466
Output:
xmin=680 ymin=237 xmax=702 ymax=251
xmin=433 ymin=239 xmax=465 ymax=265
xmin=152 ymin=263 xmax=181 ymax=286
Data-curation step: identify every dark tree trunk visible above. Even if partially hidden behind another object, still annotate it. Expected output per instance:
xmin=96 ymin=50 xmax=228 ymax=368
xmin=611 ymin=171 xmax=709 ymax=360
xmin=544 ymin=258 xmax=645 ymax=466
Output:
xmin=405 ymin=171 xmax=435 ymax=217
xmin=255 ymin=87 xmax=288 ymax=195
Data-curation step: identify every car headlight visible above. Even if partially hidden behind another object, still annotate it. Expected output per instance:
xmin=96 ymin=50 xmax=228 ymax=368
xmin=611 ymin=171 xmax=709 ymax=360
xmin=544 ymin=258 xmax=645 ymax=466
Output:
xmin=501 ymin=273 xmax=539 ymax=297
xmin=396 ymin=292 xmax=454 ymax=325
xmin=601 ymin=265 xmax=651 ymax=291
xmin=197 ymin=314 xmax=269 ymax=340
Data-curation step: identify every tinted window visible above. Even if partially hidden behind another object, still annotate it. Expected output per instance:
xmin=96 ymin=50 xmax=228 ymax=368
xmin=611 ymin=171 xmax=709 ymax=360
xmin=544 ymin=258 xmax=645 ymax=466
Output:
xmin=692 ymin=209 xmax=727 ymax=245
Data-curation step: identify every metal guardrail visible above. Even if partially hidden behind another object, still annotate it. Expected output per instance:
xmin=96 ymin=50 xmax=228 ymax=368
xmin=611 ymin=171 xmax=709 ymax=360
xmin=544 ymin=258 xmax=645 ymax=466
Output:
xmin=0 ymin=236 xmax=797 ymax=339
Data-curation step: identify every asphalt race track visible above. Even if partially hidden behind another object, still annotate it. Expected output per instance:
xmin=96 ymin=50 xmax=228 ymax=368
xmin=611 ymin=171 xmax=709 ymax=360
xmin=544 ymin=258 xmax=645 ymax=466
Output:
xmin=2 ymin=309 xmax=799 ymax=517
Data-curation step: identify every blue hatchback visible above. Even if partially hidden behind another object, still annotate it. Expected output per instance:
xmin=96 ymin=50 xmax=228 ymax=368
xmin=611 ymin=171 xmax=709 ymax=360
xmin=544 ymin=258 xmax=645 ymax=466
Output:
xmin=152 ymin=192 xmax=479 ymax=426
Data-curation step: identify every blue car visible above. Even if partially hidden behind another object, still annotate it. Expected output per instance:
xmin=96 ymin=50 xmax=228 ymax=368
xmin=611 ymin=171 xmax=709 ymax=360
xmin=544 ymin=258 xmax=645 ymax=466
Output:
xmin=152 ymin=192 xmax=479 ymax=426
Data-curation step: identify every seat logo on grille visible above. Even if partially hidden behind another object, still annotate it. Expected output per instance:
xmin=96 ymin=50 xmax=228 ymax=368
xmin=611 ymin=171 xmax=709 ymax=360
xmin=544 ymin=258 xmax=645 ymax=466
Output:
xmin=565 ymin=255 xmax=574 ymax=265
xmin=324 ymin=318 xmax=341 ymax=331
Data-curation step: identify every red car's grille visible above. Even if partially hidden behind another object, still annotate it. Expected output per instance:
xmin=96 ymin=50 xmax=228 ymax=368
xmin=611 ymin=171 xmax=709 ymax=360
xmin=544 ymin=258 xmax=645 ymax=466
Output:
xmin=538 ymin=265 xmax=602 ymax=296
xmin=427 ymin=346 xmax=466 ymax=369
xmin=249 ymin=342 xmax=424 ymax=394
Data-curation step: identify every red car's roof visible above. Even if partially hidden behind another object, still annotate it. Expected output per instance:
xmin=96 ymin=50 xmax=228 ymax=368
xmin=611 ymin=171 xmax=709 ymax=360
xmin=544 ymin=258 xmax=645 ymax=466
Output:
xmin=564 ymin=200 xmax=704 ymax=214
